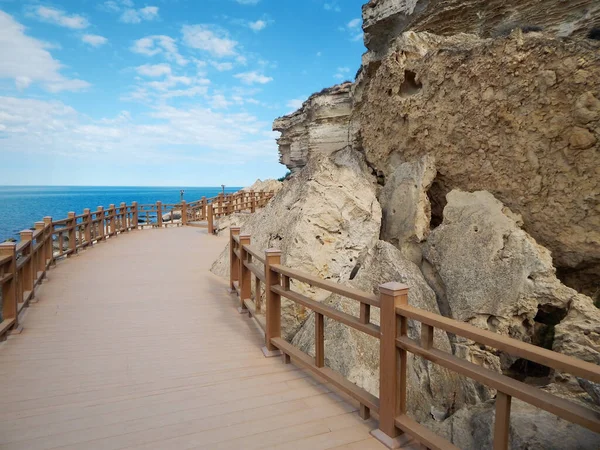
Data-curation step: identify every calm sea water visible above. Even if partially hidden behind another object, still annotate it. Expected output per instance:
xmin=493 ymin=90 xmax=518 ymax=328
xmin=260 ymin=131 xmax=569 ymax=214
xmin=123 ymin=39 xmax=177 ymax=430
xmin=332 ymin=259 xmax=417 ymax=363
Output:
xmin=0 ymin=186 xmax=242 ymax=242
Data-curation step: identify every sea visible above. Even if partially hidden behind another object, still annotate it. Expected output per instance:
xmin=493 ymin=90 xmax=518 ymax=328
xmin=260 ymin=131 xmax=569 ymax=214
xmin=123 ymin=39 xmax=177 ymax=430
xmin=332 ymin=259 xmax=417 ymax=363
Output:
xmin=0 ymin=186 xmax=242 ymax=242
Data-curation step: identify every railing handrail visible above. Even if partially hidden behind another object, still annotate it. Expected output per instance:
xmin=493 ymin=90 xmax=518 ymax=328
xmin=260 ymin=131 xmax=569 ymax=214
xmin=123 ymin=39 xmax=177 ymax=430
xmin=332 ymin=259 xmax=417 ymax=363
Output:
xmin=227 ymin=229 xmax=600 ymax=450
xmin=0 ymin=189 xmax=276 ymax=342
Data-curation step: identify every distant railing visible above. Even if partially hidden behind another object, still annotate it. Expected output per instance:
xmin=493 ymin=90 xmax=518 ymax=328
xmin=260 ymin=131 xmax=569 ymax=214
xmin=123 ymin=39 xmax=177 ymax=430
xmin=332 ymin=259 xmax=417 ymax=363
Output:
xmin=0 ymin=190 xmax=275 ymax=341
xmin=228 ymin=228 xmax=600 ymax=450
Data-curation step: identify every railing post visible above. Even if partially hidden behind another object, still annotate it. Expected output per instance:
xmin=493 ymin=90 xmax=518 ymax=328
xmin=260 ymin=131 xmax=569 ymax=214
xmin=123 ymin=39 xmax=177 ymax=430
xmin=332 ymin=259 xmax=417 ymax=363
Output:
xmin=494 ymin=392 xmax=512 ymax=450
xmin=97 ymin=207 xmax=106 ymax=241
xmin=262 ymin=248 xmax=282 ymax=357
xmin=20 ymin=230 xmax=34 ymax=298
xmin=207 ymin=201 xmax=214 ymax=234
xmin=250 ymin=190 xmax=256 ymax=213
xmin=238 ymin=234 xmax=251 ymax=313
xmin=43 ymin=217 xmax=53 ymax=267
xmin=156 ymin=201 xmax=163 ymax=228
xmin=0 ymin=243 xmax=18 ymax=336
xmin=229 ymin=227 xmax=241 ymax=292
xmin=67 ymin=212 xmax=77 ymax=256
xmin=132 ymin=202 xmax=139 ymax=230
xmin=201 ymin=196 xmax=207 ymax=221
xmin=120 ymin=203 xmax=128 ymax=232
xmin=108 ymin=205 xmax=116 ymax=236
xmin=34 ymin=222 xmax=46 ymax=280
xmin=83 ymin=209 xmax=92 ymax=246
xmin=181 ymin=200 xmax=188 ymax=226
xmin=372 ymin=282 xmax=410 ymax=448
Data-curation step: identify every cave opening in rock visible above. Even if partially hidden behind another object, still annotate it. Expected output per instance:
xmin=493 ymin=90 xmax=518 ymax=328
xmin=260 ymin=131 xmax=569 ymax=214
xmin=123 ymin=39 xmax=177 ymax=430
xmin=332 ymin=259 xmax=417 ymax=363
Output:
xmin=400 ymin=70 xmax=423 ymax=97
xmin=427 ymin=175 xmax=449 ymax=229
xmin=504 ymin=304 xmax=568 ymax=382
xmin=556 ymin=265 xmax=600 ymax=308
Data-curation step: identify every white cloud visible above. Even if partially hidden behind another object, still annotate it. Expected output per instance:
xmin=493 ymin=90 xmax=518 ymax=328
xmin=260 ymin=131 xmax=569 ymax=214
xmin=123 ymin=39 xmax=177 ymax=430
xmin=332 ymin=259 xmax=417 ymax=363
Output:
xmin=347 ymin=18 xmax=361 ymax=29
xmin=324 ymin=2 xmax=341 ymax=12
xmin=0 ymin=11 xmax=89 ymax=92
xmin=248 ymin=20 xmax=267 ymax=31
xmin=182 ymin=25 xmax=238 ymax=58
xmin=120 ymin=6 xmax=159 ymax=24
xmin=210 ymin=94 xmax=231 ymax=109
xmin=234 ymin=71 xmax=273 ymax=85
xmin=82 ymin=34 xmax=108 ymax=47
xmin=29 ymin=6 xmax=89 ymax=29
xmin=131 ymin=35 xmax=188 ymax=66
xmin=0 ymin=96 xmax=275 ymax=163
xmin=135 ymin=63 xmax=172 ymax=77
xmin=286 ymin=99 xmax=304 ymax=111
xmin=334 ymin=67 xmax=351 ymax=80
xmin=211 ymin=61 xmax=234 ymax=71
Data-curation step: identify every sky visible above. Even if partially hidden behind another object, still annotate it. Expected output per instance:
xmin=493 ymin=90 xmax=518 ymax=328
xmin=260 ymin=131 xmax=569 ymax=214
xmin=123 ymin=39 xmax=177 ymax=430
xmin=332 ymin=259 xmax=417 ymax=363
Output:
xmin=0 ymin=0 xmax=366 ymax=187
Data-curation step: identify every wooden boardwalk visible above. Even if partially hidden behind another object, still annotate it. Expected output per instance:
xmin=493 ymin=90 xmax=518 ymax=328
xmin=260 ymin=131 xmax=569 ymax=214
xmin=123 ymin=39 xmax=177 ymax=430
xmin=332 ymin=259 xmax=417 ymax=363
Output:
xmin=0 ymin=227 xmax=389 ymax=450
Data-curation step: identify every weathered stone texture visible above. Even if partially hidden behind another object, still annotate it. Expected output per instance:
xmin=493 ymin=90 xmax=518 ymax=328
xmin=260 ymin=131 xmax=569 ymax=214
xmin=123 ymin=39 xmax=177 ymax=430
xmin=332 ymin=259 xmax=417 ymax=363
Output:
xmin=273 ymin=83 xmax=352 ymax=173
xmin=357 ymin=31 xmax=600 ymax=297
xmin=211 ymin=148 xmax=382 ymax=337
xmin=362 ymin=0 xmax=600 ymax=57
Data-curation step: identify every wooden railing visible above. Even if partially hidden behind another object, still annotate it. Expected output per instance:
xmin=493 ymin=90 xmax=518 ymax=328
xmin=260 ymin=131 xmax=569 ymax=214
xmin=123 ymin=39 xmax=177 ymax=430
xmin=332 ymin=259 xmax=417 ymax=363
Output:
xmin=228 ymin=228 xmax=600 ymax=450
xmin=0 ymin=190 xmax=275 ymax=341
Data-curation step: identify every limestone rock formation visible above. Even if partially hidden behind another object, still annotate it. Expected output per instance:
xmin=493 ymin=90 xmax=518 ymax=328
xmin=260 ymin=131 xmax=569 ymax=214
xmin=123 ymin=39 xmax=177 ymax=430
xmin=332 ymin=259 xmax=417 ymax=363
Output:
xmin=422 ymin=190 xmax=599 ymax=381
xmin=362 ymin=0 xmax=600 ymax=58
xmin=211 ymin=148 xmax=382 ymax=337
xmin=427 ymin=398 xmax=600 ymax=449
xmin=356 ymin=30 xmax=600 ymax=299
xmin=379 ymin=154 xmax=436 ymax=264
xmin=241 ymin=178 xmax=283 ymax=193
xmin=293 ymin=240 xmax=484 ymax=421
xmin=273 ymin=83 xmax=353 ymax=173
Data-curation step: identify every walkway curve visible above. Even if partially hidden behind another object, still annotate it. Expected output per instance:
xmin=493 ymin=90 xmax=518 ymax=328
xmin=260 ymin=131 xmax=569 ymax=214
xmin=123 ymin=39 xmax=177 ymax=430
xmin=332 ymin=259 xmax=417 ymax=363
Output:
xmin=0 ymin=227 xmax=388 ymax=450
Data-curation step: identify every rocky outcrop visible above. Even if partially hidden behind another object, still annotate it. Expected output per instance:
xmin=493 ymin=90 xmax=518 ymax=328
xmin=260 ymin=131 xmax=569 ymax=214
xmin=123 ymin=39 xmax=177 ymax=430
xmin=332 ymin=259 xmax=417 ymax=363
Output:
xmin=379 ymin=154 xmax=436 ymax=264
xmin=293 ymin=240 xmax=485 ymax=421
xmin=273 ymin=83 xmax=353 ymax=173
xmin=356 ymin=30 xmax=600 ymax=300
xmin=211 ymin=148 xmax=382 ymax=336
xmin=427 ymin=398 xmax=600 ymax=449
xmin=362 ymin=0 xmax=600 ymax=58
xmin=241 ymin=178 xmax=283 ymax=193
xmin=422 ymin=190 xmax=600 ymax=390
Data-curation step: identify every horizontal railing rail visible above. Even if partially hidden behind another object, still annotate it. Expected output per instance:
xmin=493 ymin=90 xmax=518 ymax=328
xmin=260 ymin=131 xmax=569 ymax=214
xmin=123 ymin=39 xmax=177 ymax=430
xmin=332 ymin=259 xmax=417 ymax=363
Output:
xmin=228 ymin=228 xmax=600 ymax=450
xmin=0 ymin=189 xmax=276 ymax=341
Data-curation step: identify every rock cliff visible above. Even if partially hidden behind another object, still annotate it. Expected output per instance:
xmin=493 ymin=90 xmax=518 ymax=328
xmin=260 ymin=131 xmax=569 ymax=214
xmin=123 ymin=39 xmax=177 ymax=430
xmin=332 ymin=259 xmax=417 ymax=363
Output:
xmin=362 ymin=0 xmax=600 ymax=58
xmin=213 ymin=1 xmax=600 ymax=447
xmin=273 ymin=83 xmax=353 ymax=172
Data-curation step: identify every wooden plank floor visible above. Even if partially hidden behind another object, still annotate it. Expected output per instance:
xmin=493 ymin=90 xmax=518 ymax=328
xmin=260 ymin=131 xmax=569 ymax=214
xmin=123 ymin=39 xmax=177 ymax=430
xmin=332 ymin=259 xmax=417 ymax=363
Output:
xmin=0 ymin=227 xmax=395 ymax=450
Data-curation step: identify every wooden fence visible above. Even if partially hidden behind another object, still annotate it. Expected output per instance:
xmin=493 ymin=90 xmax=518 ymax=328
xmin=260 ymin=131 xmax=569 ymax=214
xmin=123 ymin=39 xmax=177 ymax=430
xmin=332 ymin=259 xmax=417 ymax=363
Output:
xmin=228 ymin=228 xmax=600 ymax=450
xmin=0 ymin=190 xmax=275 ymax=341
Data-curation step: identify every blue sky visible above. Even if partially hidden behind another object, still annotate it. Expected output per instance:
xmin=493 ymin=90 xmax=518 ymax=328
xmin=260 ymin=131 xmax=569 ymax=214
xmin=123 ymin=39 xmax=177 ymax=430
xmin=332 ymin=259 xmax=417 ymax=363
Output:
xmin=0 ymin=0 xmax=366 ymax=186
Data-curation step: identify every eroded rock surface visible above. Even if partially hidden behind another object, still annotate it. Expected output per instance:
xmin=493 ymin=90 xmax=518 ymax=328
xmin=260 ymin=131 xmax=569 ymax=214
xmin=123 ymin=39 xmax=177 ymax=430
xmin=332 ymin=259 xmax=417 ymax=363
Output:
xmin=211 ymin=148 xmax=382 ymax=337
xmin=379 ymin=154 xmax=436 ymax=264
xmin=274 ymin=83 xmax=353 ymax=173
xmin=357 ymin=31 xmax=600 ymax=297
xmin=241 ymin=178 xmax=283 ymax=193
xmin=293 ymin=240 xmax=485 ymax=420
xmin=427 ymin=398 xmax=600 ymax=450
xmin=362 ymin=0 xmax=600 ymax=57
xmin=422 ymin=190 xmax=599 ymax=382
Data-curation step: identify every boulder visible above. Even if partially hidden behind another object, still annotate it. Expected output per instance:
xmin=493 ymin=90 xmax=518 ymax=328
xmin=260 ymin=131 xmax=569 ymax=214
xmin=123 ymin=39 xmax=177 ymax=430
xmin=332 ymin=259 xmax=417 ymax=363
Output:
xmin=211 ymin=148 xmax=382 ymax=337
xmin=427 ymin=398 xmax=600 ymax=449
xmin=422 ymin=190 xmax=600 ymax=386
xmin=362 ymin=0 xmax=600 ymax=57
xmin=273 ymin=83 xmax=353 ymax=173
xmin=162 ymin=210 xmax=182 ymax=221
xmin=293 ymin=240 xmax=484 ymax=421
xmin=379 ymin=154 xmax=436 ymax=264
